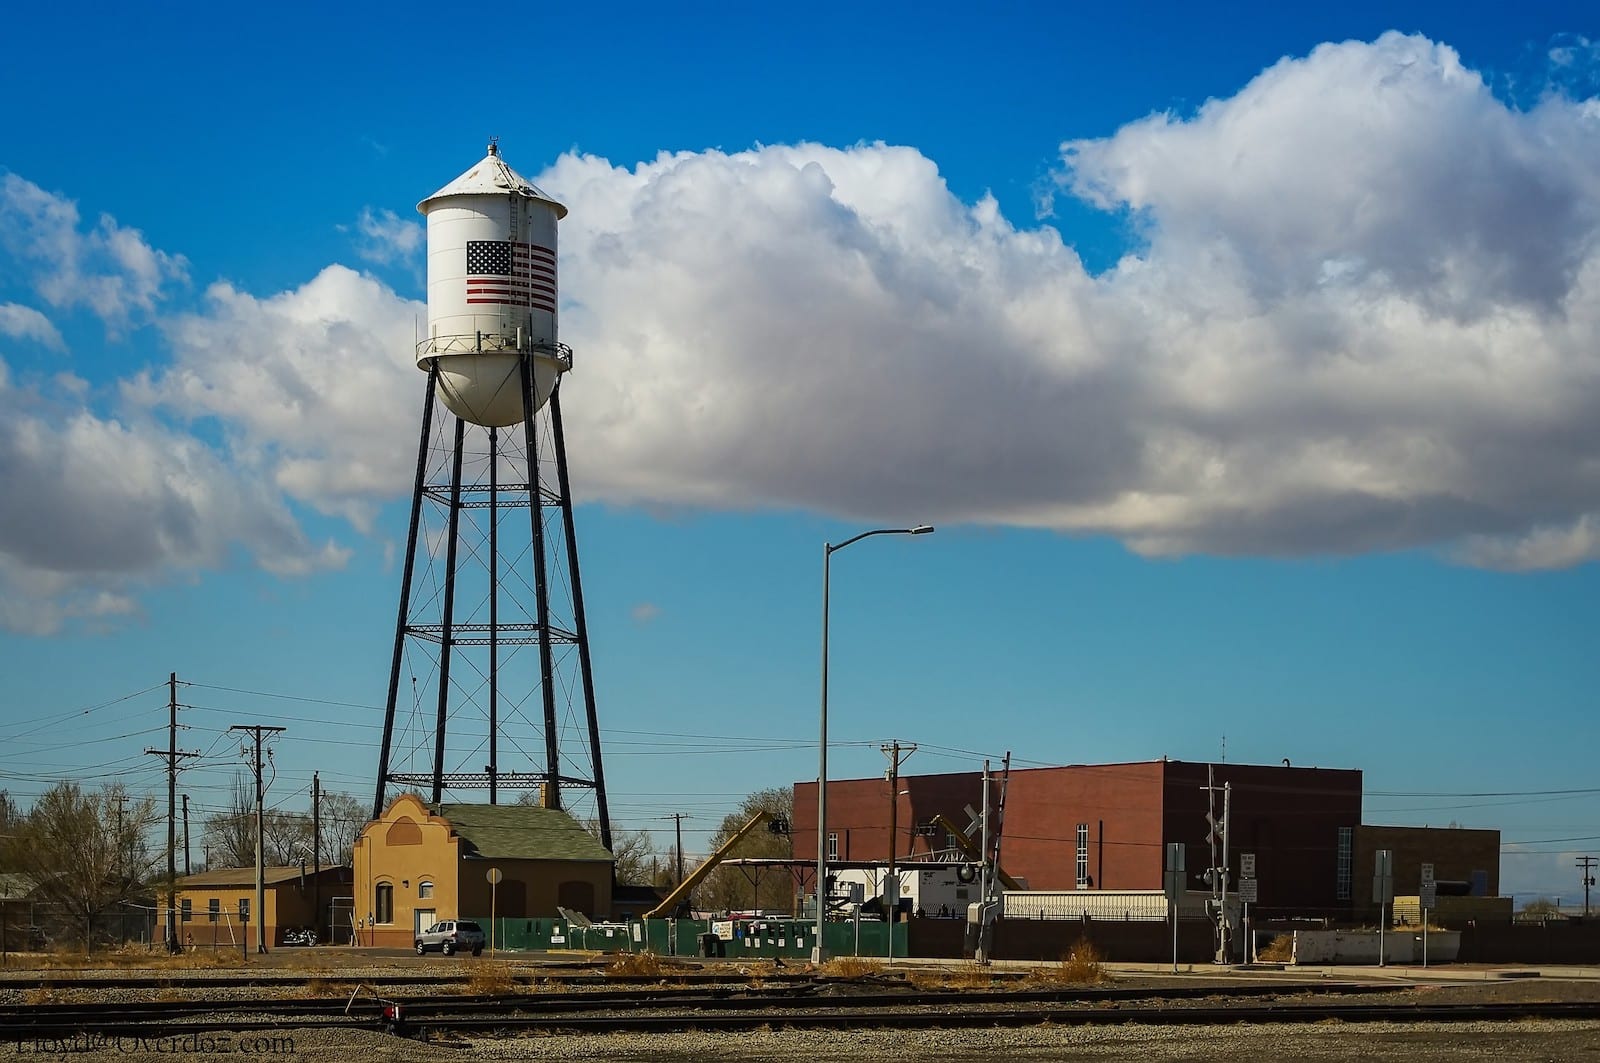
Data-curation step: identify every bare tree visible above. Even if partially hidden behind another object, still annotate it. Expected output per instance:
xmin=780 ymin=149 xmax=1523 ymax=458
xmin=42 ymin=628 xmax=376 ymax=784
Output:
xmin=261 ymin=810 xmax=312 ymax=866
xmin=317 ymin=792 xmax=368 ymax=867
xmin=202 ymin=775 xmax=257 ymax=868
xmin=0 ymin=790 xmax=19 ymax=872
xmin=573 ymin=817 xmax=656 ymax=884
xmin=16 ymin=781 xmax=159 ymax=947
xmin=697 ymin=788 xmax=794 ymax=914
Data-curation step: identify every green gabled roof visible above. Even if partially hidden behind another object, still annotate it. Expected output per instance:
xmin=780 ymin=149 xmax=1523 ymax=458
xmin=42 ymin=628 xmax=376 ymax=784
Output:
xmin=435 ymin=803 xmax=613 ymax=863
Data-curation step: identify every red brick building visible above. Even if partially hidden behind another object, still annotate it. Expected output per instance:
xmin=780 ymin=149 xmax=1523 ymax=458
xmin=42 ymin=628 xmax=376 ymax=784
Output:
xmin=794 ymin=759 xmax=1367 ymax=917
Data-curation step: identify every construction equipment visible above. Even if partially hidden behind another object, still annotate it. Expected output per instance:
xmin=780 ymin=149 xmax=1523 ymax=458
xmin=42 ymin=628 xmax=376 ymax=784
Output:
xmin=928 ymin=813 xmax=1022 ymax=891
xmin=643 ymin=811 xmax=774 ymax=920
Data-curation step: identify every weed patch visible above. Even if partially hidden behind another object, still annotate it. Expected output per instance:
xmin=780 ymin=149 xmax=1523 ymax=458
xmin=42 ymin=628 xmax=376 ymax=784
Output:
xmin=605 ymin=951 xmax=665 ymax=978
xmin=1029 ymin=940 xmax=1109 ymax=985
xmin=822 ymin=956 xmax=882 ymax=979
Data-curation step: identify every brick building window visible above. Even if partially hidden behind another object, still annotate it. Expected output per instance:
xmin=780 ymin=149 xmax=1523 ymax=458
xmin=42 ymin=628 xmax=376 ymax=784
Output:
xmin=418 ymin=880 xmax=434 ymax=900
xmin=1075 ymin=823 xmax=1090 ymax=889
xmin=1336 ymin=826 xmax=1353 ymax=901
xmin=239 ymin=898 xmax=250 ymax=922
xmin=827 ymin=832 xmax=838 ymax=859
xmin=207 ymin=899 xmax=219 ymax=923
xmin=180 ymin=899 xmax=192 ymax=923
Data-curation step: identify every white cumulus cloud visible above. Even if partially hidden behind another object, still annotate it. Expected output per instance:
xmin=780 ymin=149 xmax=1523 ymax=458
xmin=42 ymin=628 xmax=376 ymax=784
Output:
xmin=6 ymin=29 xmax=1600 ymax=637
xmin=349 ymin=206 xmax=425 ymax=266
xmin=529 ymin=33 xmax=1600 ymax=567
xmin=0 ymin=173 xmax=188 ymax=332
xmin=0 ymin=302 xmax=64 ymax=349
xmin=0 ymin=359 xmax=348 ymax=634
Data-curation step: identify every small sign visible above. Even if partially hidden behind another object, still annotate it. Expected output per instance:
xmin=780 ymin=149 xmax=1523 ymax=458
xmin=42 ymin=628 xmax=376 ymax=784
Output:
xmin=1373 ymin=848 xmax=1395 ymax=904
xmin=1163 ymin=843 xmax=1186 ymax=902
xmin=1241 ymin=853 xmax=1257 ymax=879
xmin=1420 ymin=863 xmax=1434 ymax=885
xmin=1238 ymin=878 xmax=1259 ymax=903
xmin=1419 ymin=883 xmax=1438 ymax=909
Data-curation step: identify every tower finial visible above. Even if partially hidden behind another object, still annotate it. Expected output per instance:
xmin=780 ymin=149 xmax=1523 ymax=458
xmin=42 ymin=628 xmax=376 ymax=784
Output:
xmin=487 ymin=137 xmax=500 ymax=157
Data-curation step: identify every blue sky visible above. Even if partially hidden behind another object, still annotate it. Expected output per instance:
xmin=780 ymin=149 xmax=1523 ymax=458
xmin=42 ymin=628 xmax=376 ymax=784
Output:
xmin=3 ymin=1 xmax=1599 ymax=902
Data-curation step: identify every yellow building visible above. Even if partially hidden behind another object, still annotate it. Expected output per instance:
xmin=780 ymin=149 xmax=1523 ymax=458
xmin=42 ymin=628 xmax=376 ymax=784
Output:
xmin=352 ymin=795 xmax=614 ymax=949
xmin=159 ymin=865 xmax=350 ymax=948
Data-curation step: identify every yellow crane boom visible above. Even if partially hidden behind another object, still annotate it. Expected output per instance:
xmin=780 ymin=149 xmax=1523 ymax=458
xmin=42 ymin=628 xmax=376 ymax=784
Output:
xmin=643 ymin=810 xmax=774 ymax=920
xmin=929 ymin=813 xmax=1022 ymax=891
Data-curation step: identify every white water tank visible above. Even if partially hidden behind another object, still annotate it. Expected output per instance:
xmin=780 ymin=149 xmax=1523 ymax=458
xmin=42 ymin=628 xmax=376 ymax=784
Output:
xmin=416 ymin=142 xmax=568 ymax=427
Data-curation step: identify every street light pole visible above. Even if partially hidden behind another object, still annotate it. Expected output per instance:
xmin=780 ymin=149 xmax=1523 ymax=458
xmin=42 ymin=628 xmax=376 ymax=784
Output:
xmin=813 ymin=524 xmax=933 ymax=964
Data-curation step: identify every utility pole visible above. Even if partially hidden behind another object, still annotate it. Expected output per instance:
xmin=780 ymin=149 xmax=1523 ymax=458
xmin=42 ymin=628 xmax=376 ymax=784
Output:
xmin=181 ymin=794 xmax=191 ymax=876
xmin=671 ymin=813 xmax=686 ymax=886
xmin=229 ymin=724 xmax=285 ymax=954
xmin=881 ymin=741 xmax=917 ymax=927
xmin=145 ymin=673 xmax=197 ymax=953
xmin=312 ymin=772 xmax=322 ymax=940
xmin=1580 ymin=856 xmax=1597 ymax=918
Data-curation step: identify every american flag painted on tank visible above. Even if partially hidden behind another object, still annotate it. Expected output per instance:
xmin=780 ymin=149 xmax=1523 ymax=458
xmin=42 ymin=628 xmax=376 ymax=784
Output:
xmin=465 ymin=240 xmax=557 ymax=313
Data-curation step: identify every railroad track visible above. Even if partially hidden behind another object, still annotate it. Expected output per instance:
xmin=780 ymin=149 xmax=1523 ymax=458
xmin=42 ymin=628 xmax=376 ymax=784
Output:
xmin=0 ymin=967 xmax=825 ymax=991
xmin=5 ymin=980 xmax=1594 ymax=1041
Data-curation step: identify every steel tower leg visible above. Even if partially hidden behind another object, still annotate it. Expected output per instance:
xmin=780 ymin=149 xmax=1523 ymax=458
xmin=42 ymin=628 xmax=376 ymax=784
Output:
xmin=550 ymin=381 xmax=611 ymax=850
xmin=521 ymin=355 xmax=562 ymax=808
xmin=374 ymin=363 xmax=439 ymax=819
xmin=488 ymin=427 xmax=499 ymax=805
xmin=431 ymin=416 xmax=468 ymax=806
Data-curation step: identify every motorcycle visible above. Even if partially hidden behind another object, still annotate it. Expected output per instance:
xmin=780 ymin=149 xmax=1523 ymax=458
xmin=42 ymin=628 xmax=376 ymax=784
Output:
xmin=283 ymin=927 xmax=318 ymax=947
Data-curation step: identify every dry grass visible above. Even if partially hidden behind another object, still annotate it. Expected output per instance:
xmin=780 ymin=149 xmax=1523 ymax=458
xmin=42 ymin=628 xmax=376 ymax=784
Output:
xmin=906 ymin=964 xmax=996 ymax=990
xmin=464 ymin=960 xmax=517 ymax=995
xmin=821 ymin=956 xmax=882 ymax=979
xmin=605 ymin=951 xmax=666 ymax=978
xmin=527 ymin=977 xmax=571 ymax=994
xmin=23 ymin=987 xmax=95 ymax=1005
xmin=301 ymin=979 xmax=357 ymax=998
xmin=1029 ymin=940 xmax=1109 ymax=985
xmin=1255 ymin=934 xmax=1294 ymax=963
xmin=30 ymin=942 xmax=245 ymax=970
xmin=278 ymin=950 xmax=332 ymax=973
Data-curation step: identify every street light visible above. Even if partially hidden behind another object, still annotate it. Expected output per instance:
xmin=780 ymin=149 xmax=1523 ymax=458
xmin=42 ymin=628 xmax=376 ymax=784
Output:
xmin=813 ymin=524 xmax=933 ymax=963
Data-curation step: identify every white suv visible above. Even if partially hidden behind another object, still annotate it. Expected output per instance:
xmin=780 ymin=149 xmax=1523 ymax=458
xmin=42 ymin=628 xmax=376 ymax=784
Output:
xmin=414 ymin=919 xmax=486 ymax=956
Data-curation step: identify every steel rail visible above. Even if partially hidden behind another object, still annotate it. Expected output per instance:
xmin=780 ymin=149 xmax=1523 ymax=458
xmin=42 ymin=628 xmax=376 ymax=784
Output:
xmin=6 ymin=1000 xmax=1600 ymax=1042
xmin=0 ymin=977 xmax=1394 ymax=1028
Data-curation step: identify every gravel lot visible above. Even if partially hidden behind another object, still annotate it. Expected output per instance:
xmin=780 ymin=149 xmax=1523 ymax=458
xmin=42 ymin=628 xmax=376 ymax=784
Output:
xmin=7 ymin=957 xmax=1600 ymax=1061
xmin=15 ymin=1020 xmax=1600 ymax=1061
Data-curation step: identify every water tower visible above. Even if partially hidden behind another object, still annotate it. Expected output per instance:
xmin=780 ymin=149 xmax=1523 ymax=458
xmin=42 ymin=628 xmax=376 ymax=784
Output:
xmin=372 ymin=142 xmax=610 ymax=850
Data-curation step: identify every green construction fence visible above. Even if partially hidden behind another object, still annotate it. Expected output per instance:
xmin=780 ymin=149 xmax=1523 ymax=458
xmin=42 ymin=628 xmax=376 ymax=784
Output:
xmin=473 ymin=915 xmax=907 ymax=960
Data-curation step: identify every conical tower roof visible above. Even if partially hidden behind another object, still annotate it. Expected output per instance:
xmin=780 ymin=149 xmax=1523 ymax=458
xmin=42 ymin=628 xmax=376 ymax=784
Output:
xmin=417 ymin=141 xmax=567 ymax=218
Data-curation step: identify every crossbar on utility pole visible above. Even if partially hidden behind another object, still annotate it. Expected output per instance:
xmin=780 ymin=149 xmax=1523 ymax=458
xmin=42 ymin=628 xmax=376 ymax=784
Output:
xmin=229 ymin=724 xmax=285 ymax=955
xmin=144 ymin=672 xmax=197 ymax=953
xmin=881 ymin=740 xmax=916 ymax=963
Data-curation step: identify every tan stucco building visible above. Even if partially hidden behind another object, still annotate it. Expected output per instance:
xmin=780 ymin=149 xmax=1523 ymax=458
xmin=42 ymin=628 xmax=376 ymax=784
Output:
xmin=159 ymin=865 xmax=350 ymax=948
xmin=352 ymin=795 xmax=614 ymax=948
